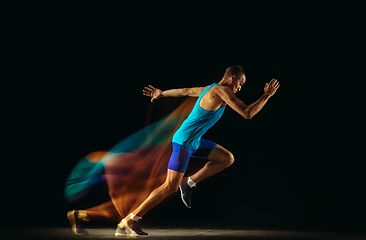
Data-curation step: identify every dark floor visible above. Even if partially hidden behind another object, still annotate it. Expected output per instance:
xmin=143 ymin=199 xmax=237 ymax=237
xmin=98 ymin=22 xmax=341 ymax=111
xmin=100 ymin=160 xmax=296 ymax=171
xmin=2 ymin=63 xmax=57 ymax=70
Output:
xmin=3 ymin=227 xmax=366 ymax=240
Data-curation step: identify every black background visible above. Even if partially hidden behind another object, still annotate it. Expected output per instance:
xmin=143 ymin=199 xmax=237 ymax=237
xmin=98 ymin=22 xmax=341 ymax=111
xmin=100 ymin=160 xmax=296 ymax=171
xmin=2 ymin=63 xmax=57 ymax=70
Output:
xmin=4 ymin=2 xmax=364 ymax=235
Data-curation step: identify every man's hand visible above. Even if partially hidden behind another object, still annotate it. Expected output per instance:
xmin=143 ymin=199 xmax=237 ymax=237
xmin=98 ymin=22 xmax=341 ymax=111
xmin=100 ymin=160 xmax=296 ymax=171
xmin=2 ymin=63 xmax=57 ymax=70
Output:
xmin=143 ymin=85 xmax=163 ymax=102
xmin=264 ymin=79 xmax=280 ymax=97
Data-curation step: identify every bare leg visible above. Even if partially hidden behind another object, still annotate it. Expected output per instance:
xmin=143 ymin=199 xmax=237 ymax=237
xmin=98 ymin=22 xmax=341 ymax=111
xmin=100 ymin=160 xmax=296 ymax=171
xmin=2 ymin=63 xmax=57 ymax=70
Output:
xmin=85 ymin=201 xmax=122 ymax=222
xmin=130 ymin=169 xmax=184 ymax=218
xmin=190 ymin=144 xmax=234 ymax=184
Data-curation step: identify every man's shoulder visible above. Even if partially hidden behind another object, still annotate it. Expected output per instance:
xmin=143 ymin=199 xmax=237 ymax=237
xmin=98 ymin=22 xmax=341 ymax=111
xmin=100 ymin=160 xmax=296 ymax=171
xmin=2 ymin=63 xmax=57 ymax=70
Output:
xmin=209 ymin=86 xmax=237 ymax=103
xmin=211 ymin=85 xmax=233 ymax=94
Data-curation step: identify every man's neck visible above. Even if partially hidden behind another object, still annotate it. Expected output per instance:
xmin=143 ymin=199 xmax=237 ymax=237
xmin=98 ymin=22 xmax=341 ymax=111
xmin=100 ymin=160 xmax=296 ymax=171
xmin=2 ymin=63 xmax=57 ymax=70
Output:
xmin=218 ymin=78 xmax=230 ymax=87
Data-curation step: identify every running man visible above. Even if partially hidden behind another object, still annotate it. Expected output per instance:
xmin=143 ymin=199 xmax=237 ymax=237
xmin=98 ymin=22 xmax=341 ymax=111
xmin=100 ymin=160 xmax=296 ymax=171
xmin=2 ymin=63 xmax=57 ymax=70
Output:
xmin=118 ymin=65 xmax=280 ymax=237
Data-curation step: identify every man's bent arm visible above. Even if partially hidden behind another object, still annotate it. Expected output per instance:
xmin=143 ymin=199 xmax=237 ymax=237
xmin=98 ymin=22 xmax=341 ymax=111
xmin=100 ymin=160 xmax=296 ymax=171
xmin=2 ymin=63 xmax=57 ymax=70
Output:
xmin=219 ymin=78 xmax=279 ymax=119
xmin=218 ymin=88 xmax=272 ymax=119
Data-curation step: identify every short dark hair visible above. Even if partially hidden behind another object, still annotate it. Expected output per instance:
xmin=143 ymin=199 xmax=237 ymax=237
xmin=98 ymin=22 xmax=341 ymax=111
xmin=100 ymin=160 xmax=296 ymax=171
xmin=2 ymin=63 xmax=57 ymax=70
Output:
xmin=223 ymin=65 xmax=246 ymax=80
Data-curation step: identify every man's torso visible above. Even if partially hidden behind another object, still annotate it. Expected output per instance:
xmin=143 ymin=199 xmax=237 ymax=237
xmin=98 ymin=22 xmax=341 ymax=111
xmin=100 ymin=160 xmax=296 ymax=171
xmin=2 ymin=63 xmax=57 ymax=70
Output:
xmin=172 ymin=83 xmax=227 ymax=150
xmin=199 ymin=85 xmax=227 ymax=111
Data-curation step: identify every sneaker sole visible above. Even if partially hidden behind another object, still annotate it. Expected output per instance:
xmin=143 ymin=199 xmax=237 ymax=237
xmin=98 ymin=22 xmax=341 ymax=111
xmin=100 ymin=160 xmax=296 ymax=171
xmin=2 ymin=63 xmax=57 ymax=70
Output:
xmin=115 ymin=231 xmax=127 ymax=237
xmin=179 ymin=185 xmax=191 ymax=209
xmin=115 ymin=226 xmax=127 ymax=237
xmin=122 ymin=219 xmax=148 ymax=238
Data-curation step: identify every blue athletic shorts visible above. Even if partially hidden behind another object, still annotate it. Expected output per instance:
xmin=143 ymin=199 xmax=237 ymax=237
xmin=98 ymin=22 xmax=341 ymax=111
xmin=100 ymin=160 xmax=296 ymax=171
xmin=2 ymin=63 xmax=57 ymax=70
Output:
xmin=168 ymin=139 xmax=217 ymax=173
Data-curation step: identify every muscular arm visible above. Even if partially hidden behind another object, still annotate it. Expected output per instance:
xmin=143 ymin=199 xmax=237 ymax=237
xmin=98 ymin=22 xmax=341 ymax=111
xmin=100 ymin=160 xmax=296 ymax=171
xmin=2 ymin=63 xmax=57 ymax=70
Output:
xmin=218 ymin=79 xmax=279 ymax=119
xmin=161 ymin=87 xmax=207 ymax=98
xmin=220 ymin=90 xmax=270 ymax=119
xmin=143 ymin=85 xmax=207 ymax=102
xmin=242 ymin=94 xmax=271 ymax=119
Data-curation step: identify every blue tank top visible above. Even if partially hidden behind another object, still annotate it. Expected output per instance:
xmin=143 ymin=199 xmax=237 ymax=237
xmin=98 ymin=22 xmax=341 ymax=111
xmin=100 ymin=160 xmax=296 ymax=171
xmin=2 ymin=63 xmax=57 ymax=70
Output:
xmin=172 ymin=83 xmax=226 ymax=150
xmin=64 ymin=158 xmax=106 ymax=198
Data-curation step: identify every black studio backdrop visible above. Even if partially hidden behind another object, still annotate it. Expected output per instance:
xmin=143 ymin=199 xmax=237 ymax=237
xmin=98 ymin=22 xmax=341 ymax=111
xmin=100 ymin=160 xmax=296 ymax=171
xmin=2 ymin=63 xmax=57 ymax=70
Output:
xmin=5 ymin=3 xmax=364 ymax=234
xmin=14 ymin=55 xmax=359 ymax=232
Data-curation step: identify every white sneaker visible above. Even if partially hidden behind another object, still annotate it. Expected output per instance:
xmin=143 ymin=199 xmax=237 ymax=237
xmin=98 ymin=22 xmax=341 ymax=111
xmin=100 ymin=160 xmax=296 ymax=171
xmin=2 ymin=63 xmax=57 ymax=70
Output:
xmin=115 ymin=225 xmax=127 ymax=237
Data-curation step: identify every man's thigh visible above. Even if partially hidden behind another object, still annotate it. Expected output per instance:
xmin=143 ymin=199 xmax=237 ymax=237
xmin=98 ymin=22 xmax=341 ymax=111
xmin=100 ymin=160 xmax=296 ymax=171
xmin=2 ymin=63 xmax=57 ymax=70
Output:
xmin=206 ymin=144 xmax=234 ymax=162
xmin=191 ymin=139 xmax=233 ymax=161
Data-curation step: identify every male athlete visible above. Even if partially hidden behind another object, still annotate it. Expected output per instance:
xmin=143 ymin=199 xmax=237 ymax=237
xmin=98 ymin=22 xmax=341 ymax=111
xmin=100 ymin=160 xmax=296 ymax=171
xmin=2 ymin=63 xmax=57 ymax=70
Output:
xmin=118 ymin=65 xmax=280 ymax=237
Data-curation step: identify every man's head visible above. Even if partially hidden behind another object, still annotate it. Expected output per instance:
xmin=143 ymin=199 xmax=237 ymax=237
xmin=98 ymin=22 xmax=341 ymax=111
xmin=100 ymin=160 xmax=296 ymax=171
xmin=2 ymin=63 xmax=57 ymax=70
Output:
xmin=223 ymin=65 xmax=246 ymax=93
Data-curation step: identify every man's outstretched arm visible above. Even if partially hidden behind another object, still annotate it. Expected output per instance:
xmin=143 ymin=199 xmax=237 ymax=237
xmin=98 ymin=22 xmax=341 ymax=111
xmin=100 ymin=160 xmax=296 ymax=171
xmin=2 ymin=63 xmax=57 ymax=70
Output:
xmin=143 ymin=85 xmax=208 ymax=102
xmin=218 ymin=79 xmax=280 ymax=119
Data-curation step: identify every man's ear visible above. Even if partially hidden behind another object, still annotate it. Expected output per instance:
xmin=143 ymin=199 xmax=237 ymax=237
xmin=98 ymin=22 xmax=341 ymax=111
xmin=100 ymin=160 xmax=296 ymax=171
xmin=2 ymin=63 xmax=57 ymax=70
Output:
xmin=229 ymin=75 xmax=236 ymax=83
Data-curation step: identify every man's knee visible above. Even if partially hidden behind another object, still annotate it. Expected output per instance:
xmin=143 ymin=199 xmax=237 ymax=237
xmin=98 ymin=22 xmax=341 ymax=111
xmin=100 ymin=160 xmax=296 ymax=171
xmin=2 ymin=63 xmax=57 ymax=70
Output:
xmin=210 ymin=145 xmax=234 ymax=166
xmin=226 ymin=152 xmax=235 ymax=166
xmin=163 ymin=182 xmax=179 ymax=195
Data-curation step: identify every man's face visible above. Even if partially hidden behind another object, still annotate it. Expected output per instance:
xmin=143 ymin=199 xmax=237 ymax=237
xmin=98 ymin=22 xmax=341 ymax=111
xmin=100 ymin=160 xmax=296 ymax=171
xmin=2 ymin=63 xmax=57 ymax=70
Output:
xmin=232 ymin=75 xmax=246 ymax=93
